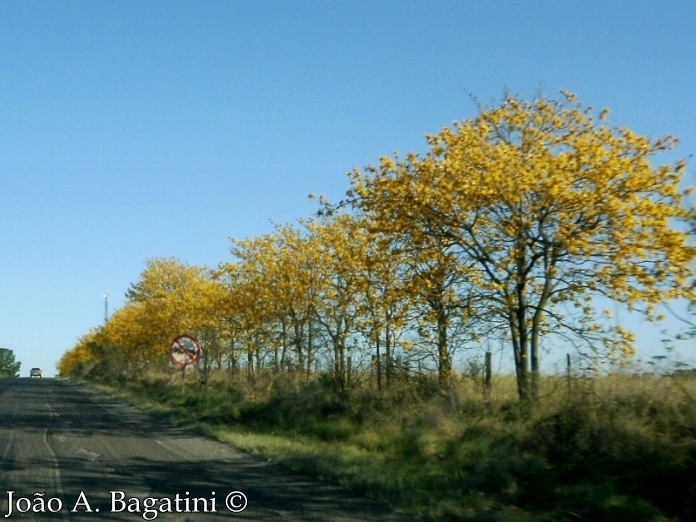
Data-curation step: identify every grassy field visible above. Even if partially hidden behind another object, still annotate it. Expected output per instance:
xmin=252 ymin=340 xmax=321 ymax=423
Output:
xmin=77 ymin=368 xmax=696 ymax=521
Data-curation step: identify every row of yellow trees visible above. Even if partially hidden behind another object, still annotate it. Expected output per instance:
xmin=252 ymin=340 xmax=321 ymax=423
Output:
xmin=59 ymin=92 xmax=696 ymax=402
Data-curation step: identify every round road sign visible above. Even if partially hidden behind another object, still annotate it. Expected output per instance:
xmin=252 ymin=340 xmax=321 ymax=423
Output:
xmin=170 ymin=334 xmax=202 ymax=367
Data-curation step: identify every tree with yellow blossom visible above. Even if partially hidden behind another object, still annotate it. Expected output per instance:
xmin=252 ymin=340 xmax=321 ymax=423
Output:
xmin=348 ymin=92 xmax=696 ymax=403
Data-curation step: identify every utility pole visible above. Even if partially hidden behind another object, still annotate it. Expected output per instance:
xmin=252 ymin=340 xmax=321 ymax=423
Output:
xmin=104 ymin=292 xmax=109 ymax=324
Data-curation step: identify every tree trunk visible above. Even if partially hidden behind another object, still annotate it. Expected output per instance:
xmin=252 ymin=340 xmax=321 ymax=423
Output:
xmin=375 ymin=335 xmax=382 ymax=391
xmin=280 ymin=318 xmax=288 ymax=372
xmin=436 ymin=300 xmax=451 ymax=389
xmin=293 ymin=319 xmax=305 ymax=373
xmin=385 ymin=309 xmax=392 ymax=387
xmin=306 ymin=319 xmax=313 ymax=382
xmin=246 ymin=347 xmax=254 ymax=384
xmin=509 ymin=309 xmax=530 ymax=404
xmin=273 ymin=338 xmax=279 ymax=375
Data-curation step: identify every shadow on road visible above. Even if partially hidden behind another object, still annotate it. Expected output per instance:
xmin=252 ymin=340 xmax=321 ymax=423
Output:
xmin=0 ymin=379 xmax=418 ymax=521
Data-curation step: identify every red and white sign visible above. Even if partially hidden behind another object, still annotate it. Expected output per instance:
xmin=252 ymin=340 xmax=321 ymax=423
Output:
xmin=169 ymin=334 xmax=202 ymax=367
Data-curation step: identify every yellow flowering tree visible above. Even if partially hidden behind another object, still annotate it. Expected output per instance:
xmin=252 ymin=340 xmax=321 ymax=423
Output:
xmin=57 ymin=331 xmax=98 ymax=375
xmin=354 ymin=228 xmax=413 ymax=390
xmin=304 ymin=214 xmax=370 ymax=391
xmin=125 ymin=257 xmax=229 ymax=373
xmin=349 ymin=92 xmax=696 ymax=403
xmin=226 ymin=233 xmax=291 ymax=379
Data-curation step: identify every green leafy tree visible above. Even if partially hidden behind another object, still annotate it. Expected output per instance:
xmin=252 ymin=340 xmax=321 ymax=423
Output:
xmin=0 ymin=348 xmax=21 ymax=378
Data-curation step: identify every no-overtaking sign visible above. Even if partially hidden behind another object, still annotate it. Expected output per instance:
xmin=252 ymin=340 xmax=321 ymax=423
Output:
xmin=169 ymin=334 xmax=202 ymax=367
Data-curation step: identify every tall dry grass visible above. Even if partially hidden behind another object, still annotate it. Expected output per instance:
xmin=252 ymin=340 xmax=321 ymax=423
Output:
xmin=78 ymin=365 xmax=696 ymax=521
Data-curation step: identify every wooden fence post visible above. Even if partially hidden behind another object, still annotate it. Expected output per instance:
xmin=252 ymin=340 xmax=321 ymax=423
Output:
xmin=566 ymin=353 xmax=572 ymax=400
xmin=484 ymin=351 xmax=492 ymax=400
xmin=347 ymin=356 xmax=352 ymax=388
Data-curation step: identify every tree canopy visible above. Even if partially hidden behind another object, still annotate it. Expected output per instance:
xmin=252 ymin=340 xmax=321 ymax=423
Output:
xmin=0 ymin=348 xmax=21 ymax=378
xmin=59 ymin=91 xmax=695 ymax=404
xmin=347 ymin=92 xmax=696 ymax=401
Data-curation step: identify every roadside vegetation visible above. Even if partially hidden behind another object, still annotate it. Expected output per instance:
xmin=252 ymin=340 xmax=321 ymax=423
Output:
xmin=71 ymin=364 xmax=696 ymax=521
xmin=0 ymin=347 xmax=21 ymax=378
xmin=59 ymin=91 xmax=696 ymax=520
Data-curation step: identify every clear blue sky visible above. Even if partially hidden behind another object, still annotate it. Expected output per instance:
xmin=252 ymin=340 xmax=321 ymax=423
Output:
xmin=1 ymin=1 xmax=694 ymax=377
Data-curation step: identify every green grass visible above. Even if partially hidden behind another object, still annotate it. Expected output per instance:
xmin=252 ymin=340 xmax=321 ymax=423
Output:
xmin=76 ymin=369 xmax=696 ymax=521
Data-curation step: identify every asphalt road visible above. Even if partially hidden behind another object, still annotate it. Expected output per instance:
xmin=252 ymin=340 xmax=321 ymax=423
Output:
xmin=0 ymin=378 xmax=417 ymax=521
